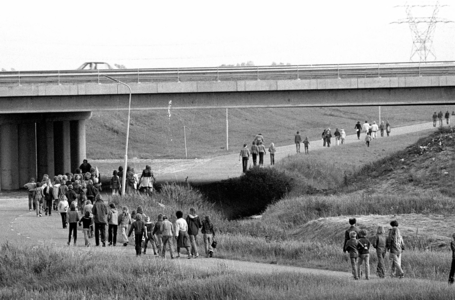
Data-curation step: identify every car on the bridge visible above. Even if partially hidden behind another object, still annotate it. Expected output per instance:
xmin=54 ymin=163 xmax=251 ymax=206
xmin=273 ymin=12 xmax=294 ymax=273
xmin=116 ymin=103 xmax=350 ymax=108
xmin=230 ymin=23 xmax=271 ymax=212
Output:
xmin=77 ymin=62 xmax=115 ymax=70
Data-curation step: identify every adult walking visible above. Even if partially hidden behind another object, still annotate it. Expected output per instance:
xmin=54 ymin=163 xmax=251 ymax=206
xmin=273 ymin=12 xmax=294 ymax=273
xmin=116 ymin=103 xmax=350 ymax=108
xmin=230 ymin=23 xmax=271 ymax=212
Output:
xmin=294 ymin=131 xmax=302 ymax=153
xmin=239 ymin=144 xmax=250 ymax=173
xmin=438 ymin=111 xmax=443 ymax=127
xmin=92 ymin=194 xmax=108 ymax=247
xmin=79 ymin=159 xmax=92 ymax=174
xmin=340 ymin=129 xmax=346 ymax=145
xmin=334 ymin=128 xmax=341 ymax=146
xmin=379 ymin=121 xmax=385 ymax=137
xmin=268 ymin=143 xmax=276 ymax=165
xmin=373 ymin=226 xmax=387 ymax=278
xmin=387 ymin=220 xmax=405 ymax=278
xmin=138 ymin=165 xmax=155 ymax=196
xmin=386 ymin=121 xmax=391 ymax=137
xmin=362 ymin=121 xmax=370 ymax=135
xmin=186 ymin=208 xmax=202 ymax=258
xmin=325 ymin=128 xmax=332 ymax=147
xmin=322 ymin=129 xmax=327 ymax=147
xmin=250 ymin=142 xmax=258 ymax=166
xmin=370 ymin=122 xmax=379 ymax=139
xmin=257 ymin=142 xmax=267 ymax=166
xmin=125 ymin=167 xmax=137 ymax=195
xmin=445 ymin=110 xmax=451 ymax=125
xmin=432 ymin=112 xmax=438 ymax=127
xmin=354 ymin=121 xmax=362 ymax=140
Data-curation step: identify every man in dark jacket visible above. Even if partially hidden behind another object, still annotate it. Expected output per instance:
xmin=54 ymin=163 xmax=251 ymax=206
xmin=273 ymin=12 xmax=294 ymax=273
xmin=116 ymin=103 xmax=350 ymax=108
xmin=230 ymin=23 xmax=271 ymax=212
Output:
xmin=79 ymin=159 xmax=92 ymax=174
xmin=92 ymin=194 xmax=108 ymax=247
xmin=186 ymin=208 xmax=202 ymax=258
xmin=343 ymin=218 xmax=360 ymax=253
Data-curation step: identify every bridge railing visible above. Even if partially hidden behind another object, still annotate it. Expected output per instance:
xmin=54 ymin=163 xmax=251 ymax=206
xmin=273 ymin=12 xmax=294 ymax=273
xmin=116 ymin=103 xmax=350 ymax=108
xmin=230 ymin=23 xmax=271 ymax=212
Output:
xmin=1 ymin=61 xmax=455 ymax=86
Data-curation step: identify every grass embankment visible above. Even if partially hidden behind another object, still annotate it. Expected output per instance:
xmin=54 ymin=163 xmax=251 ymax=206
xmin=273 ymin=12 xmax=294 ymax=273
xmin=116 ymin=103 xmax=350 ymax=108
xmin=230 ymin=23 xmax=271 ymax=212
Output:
xmin=1 ymin=244 xmax=454 ymax=300
xmin=86 ymin=105 xmax=445 ymax=159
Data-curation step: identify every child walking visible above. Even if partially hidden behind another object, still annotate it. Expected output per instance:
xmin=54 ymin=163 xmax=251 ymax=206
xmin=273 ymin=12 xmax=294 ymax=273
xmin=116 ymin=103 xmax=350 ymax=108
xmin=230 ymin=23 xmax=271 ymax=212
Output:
xmin=344 ymin=231 xmax=359 ymax=280
xmin=201 ymin=215 xmax=216 ymax=258
xmin=160 ymin=215 xmax=175 ymax=259
xmin=128 ymin=214 xmax=146 ymax=256
xmin=107 ymin=203 xmax=118 ymax=246
xmin=365 ymin=133 xmax=372 ymax=147
xmin=58 ymin=195 xmax=69 ymax=228
xmin=67 ymin=202 xmax=80 ymax=246
xmin=373 ymin=226 xmax=387 ymax=278
xmin=357 ymin=229 xmax=371 ymax=280
xmin=24 ymin=178 xmax=37 ymax=211
xmin=110 ymin=170 xmax=121 ymax=196
xmin=268 ymin=143 xmax=276 ymax=165
xmin=33 ymin=183 xmax=44 ymax=217
xmin=303 ymin=137 xmax=310 ymax=154
xmin=79 ymin=211 xmax=92 ymax=247
xmin=118 ymin=206 xmax=131 ymax=247
xmin=144 ymin=216 xmax=158 ymax=255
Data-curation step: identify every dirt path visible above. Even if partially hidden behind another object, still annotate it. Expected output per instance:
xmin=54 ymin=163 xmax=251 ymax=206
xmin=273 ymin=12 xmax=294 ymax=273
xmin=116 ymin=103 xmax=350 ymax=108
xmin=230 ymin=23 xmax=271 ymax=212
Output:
xmin=157 ymin=121 xmax=437 ymax=182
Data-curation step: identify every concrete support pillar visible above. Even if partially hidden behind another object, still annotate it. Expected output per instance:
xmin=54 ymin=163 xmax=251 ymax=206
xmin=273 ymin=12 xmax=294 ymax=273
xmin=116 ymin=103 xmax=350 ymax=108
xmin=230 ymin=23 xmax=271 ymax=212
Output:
xmin=54 ymin=121 xmax=71 ymax=175
xmin=18 ymin=123 xmax=36 ymax=186
xmin=46 ymin=121 xmax=55 ymax=179
xmin=36 ymin=122 xmax=47 ymax=181
xmin=62 ymin=121 xmax=71 ymax=174
xmin=70 ymin=119 xmax=86 ymax=172
xmin=1 ymin=123 xmax=19 ymax=190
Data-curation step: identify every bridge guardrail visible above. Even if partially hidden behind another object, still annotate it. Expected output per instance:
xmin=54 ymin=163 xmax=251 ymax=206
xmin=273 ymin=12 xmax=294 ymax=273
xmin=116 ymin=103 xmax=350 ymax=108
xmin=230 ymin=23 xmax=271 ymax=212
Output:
xmin=0 ymin=61 xmax=455 ymax=86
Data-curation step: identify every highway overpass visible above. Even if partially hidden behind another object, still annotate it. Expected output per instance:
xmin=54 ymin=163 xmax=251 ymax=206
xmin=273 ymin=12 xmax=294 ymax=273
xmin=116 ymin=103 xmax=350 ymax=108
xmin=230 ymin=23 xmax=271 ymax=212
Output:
xmin=0 ymin=61 xmax=454 ymax=190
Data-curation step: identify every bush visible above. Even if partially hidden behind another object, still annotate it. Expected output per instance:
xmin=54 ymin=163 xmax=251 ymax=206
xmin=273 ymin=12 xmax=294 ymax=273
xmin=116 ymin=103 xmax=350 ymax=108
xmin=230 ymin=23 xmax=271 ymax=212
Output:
xmin=196 ymin=167 xmax=292 ymax=219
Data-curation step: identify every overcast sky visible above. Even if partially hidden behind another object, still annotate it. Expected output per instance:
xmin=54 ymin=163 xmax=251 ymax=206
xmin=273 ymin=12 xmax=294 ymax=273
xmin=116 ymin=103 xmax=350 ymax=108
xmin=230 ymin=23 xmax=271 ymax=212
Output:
xmin=2 ymin=0 xmax=455 ymax=70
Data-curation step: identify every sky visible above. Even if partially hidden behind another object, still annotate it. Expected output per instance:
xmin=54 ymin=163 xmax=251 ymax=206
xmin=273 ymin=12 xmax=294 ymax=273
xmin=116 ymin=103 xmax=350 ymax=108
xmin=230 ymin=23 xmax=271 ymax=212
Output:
xmin=2 ymin=0 xmax=455 ymax=71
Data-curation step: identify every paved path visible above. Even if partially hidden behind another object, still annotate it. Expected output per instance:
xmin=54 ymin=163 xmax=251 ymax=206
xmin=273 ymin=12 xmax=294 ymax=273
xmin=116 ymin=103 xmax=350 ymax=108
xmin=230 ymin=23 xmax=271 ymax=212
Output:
xmin=158 ymin=122 xmax=437 ymax=183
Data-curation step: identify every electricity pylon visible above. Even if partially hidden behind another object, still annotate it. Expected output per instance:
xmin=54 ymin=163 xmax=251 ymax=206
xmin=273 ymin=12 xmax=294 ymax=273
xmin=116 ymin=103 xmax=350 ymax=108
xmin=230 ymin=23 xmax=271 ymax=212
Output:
xmin=392 ymin=1 xmax=453 ymax=62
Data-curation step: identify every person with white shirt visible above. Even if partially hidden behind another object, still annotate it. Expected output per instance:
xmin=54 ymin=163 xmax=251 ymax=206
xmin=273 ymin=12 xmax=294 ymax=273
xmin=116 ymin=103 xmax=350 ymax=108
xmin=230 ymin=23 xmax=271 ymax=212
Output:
xmin=362 ymin=121 xmax=370 ymax=134
xmin=370 ymin=121 xmax=379 ymax=139
xmin=175 ymin=211 xmax=191 ymax=258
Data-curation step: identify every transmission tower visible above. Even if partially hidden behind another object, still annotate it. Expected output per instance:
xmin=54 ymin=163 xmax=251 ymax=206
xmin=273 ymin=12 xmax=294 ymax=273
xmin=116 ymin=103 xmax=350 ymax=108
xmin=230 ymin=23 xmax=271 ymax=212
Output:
xmin=392 ymin=1 xmax=453 ymax=62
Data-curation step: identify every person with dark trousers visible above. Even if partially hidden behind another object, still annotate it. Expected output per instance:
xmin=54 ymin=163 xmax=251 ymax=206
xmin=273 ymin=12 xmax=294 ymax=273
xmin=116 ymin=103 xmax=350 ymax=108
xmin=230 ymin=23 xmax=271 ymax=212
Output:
xmin=92 ymin=194 xmax=108 ymax=247
xmin=343 ymin=218 xmax=360 ymax=253
xmin=67 ymin=202 xmax=79 ymax=246
xmin=449 ymin=233 xmax=455 ymax=284
xmin=43 ymin=179 xmax=53 ymax=216
xmin=445 ymin=110 xmax=451 ymax=125
xmin=250 ymin=142 xmax=259 ymax=166
xmin=107 ymin=203 xmax=118 ymax=247
xmin=128 ymin=214 xmax=146 ymax=256
xmin=355 ymin=121 xmax=362 ymax=139
xmin=79 ymin=159 xmax=92 ymax=174
xmin=239 ymin=144 xmax=250 ymax=173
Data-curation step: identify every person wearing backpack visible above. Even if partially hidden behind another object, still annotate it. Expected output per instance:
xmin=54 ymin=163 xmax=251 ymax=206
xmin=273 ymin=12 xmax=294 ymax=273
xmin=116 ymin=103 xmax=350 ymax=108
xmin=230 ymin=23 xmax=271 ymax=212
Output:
xmin=186 ymin=208 xmax=202 ymax=258
xmin=357 ymin=229 xmax=371 ymax=280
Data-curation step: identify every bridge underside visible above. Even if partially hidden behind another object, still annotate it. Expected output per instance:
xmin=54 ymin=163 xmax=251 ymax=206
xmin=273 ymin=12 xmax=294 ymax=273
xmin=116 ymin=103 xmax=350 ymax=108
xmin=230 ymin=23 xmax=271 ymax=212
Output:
xmin=0 ymin=112 xmax=90 ymax=190
xmin=1 ymin=86 xmax=455 ymax=113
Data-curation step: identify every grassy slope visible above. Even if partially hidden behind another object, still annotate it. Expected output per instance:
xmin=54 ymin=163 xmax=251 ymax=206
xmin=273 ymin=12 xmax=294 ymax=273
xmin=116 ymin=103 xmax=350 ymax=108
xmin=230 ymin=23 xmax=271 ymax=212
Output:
xmin=86 ymin=105 xmax=449 ymax=159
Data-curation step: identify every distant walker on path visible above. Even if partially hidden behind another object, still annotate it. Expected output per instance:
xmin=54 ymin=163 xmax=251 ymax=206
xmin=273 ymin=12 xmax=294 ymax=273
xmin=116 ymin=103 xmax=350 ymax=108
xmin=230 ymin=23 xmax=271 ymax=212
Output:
xmin=239 ymin=144 xmax=250 ymax=173
xmin=294 ymin=131 xmax=302 ymax=153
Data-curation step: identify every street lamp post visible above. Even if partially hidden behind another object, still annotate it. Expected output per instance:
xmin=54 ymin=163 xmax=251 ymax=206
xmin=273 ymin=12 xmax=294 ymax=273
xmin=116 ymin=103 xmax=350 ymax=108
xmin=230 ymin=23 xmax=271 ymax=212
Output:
xmin=104 ymin=75 xmax=132 ymax=196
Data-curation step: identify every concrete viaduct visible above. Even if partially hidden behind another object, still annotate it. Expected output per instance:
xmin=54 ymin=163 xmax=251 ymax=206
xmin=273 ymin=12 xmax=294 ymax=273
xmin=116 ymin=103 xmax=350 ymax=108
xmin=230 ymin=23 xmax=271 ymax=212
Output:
xmin=0 ymin=61 xmax=454 ymax=190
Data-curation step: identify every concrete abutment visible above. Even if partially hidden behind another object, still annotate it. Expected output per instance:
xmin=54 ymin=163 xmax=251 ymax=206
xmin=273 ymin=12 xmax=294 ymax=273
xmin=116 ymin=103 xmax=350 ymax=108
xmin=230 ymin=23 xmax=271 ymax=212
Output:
xmin=0 ymin=112 xmax=91 ymax=190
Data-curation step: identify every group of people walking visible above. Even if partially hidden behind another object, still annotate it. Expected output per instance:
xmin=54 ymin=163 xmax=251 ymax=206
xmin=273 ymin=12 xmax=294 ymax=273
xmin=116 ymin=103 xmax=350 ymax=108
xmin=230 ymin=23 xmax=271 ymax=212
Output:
xmin=355 ymin=120 xmax=391 ymax=147
xmin=432 ymin=111 xmax=453 ymax=127
xmin=343 ymin=218 xmax=404 ymax=280
xmin=239 ymin=133 xmax=277 ymax=173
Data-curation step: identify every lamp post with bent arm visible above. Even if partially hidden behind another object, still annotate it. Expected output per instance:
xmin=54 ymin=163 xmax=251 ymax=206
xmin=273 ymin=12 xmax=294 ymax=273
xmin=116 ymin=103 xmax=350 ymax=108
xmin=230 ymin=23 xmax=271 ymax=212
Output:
xmin=104 ymin=75 xmax=132 ymax=196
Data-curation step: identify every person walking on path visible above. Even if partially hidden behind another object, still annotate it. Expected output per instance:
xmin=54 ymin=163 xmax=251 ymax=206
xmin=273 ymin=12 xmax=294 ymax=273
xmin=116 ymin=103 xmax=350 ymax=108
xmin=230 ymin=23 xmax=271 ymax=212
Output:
xmin=438 ymin=111 xmax=444 ymax=127
xmin=58 ymin=195 xmax=69 ymax=228
xmin=448 ymin=233 xmax=455 ymax=284
xmin=294 ymin=131 xmax=302 ymax=153
xmin=322 ymin=129 xmax=327 ymax=147
xmin=387 ymin=220 xmax=405 ymax=278
xmin=445 ymin=110 xmax=451 ymax=125
xmin=257 ymin=142 xmax=267 ymax=166
xmin=33 ymin=183 xmax=44 ymax=217
xmin=79 ymin=159 xmax=92 ymax=174
xmin=143 ymin=217 xmax=158 ymax=255
xmin=67 ymin=202 xmax=79 ymax=246
xmin=79 ymin=210 xmax=92 ymax=247
xmin=303 ymin=137 xmax=310 ymax=154
xmin=357 ymin=229 xmax=371 ymax=280
xmin=153 ymin=214 xmax=164 ymax=255
xmin=110 ymin=170 xmax=121 ymax=196
xmin=386 ymin=121 xmax=391 ymax=137
xmin=239 ymin=144 xmax=250 ymax=173
xmin=373 ymin=226 xmax=387 ymax=278
xmin=365 ymin=133 xmax=372 ymax=147
xmin=344 ymin=231 xmax=359 ymax=280
xmin=201 ymin=215 xmax=216 ymax=258
xmin=92 ymin=194 xmax=108 ymax=247
xmin=343 ymin=218 xmax=360 ymax=252
xmin=160 ymin=215 xmax=175 ymax=259
xmin=379 ymin=121 xmax=385 ymax=137
xmin=107 ymin=203 xmax=118 ymax=247
xmin=334 ymin=128 xmax=341 ymax=145
xmin=370 ymin=122 xmax=379 ymax=139
xmin=128 ymin=214 xmax=146 ymax=256
xmin=340 ymin=129 xmax=346 ymax=145
xmin=250 ymin=142 xmax=258 ymax=167
xmin=325 ymin=128 xmax=332 ymax=147
xmin=433 ymin=112 xmax=438 ymax=127
xmin=268 ymin=143 xmax=276 ymax=165
xmin=362 ymin=121 xmax=370 ymax=134
xmin=118 ymin=206 xmax=131 ymax=247
xmin=186 ymin=208 xmax=202 ymax=258
xmin=175 ymin=210 xmax=191 ymax=259
xmin=354 ymin=121 xmax=362 ymax=140
xmin=24 ymin=178 xmax=37 ymax=211
xmin=253 ymin=133 xmax=264 ymax=145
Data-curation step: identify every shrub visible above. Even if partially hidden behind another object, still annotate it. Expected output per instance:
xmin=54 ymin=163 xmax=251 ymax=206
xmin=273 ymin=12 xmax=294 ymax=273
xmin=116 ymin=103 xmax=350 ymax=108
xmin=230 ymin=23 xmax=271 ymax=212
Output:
xmin=196 ymin=167 xmax=292 ymax=219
